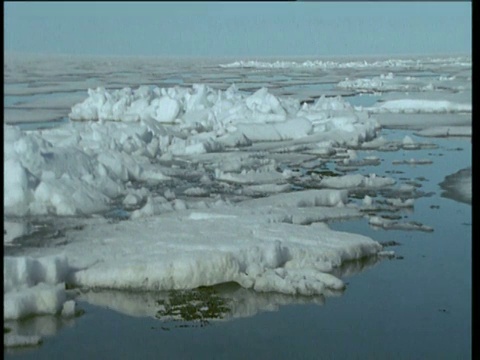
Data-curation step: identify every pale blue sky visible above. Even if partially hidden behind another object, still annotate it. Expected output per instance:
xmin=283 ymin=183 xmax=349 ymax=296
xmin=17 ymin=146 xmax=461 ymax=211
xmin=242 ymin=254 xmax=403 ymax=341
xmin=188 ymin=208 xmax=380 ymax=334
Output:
xmin=4 ymin=2 xmax=471 ymax=57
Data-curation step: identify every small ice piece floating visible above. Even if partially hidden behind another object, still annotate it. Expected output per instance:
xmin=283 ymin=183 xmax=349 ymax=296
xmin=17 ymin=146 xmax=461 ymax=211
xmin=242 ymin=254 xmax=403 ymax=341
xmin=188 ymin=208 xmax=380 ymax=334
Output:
xmin=439 ymin=167 xmax=472 ymax=205
xmin=319 ymin=173 xmax=395 ymax=190
xmin=368 ymin=216 xmax=433 ymax=232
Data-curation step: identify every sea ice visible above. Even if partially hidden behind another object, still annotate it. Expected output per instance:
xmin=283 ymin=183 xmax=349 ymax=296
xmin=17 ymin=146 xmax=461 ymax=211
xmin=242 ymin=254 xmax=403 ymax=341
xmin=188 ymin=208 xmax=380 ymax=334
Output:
xmin=4 ymin=84 xmax=381 ymax=218
xmin=319 ymin=174 xmax=395 ymax=189
xmin=219 ymin=57 xmax=471 ymax=70
xmin=368 ymin=216 xmax=433 ymax=232
xmin=7 ymin=56 xmax=470 ymax=325
xmin=414 ymin=126 xmax=472 ymax=138
xmin=3 ymin=200 xmax=382 ymax=307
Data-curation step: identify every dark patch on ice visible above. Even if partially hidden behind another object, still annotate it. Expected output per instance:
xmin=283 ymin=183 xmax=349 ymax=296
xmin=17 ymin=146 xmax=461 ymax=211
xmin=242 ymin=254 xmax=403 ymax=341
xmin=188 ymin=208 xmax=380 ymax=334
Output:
xmin=378 ymin=214 xmax=404 ymax=220
xmin=385 ymin=170 xmax=404 ymax=174
xmin=3 ymin=217 xmax=87 ymax=255
xmin=103 ymin=208 xmax=131 ymax=221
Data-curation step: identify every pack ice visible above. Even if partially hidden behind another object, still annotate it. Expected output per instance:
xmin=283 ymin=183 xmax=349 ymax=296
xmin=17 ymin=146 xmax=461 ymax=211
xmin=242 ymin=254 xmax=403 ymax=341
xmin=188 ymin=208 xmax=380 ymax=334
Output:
xmin=5 ymin=84 xmax=386 ymax=321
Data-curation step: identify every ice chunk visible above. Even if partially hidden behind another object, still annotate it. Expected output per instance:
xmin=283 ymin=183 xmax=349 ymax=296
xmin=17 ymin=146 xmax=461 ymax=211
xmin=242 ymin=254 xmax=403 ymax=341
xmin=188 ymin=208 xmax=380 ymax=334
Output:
xmin=4 ymin=159 xmax=33 ymax=216
xmin=61 ymin=300 xmax=76 ymax=317
xmin=320 ymin=174 xmax=395 ymax=189
xmin=4 ymin=334 xmax=42 ymax=348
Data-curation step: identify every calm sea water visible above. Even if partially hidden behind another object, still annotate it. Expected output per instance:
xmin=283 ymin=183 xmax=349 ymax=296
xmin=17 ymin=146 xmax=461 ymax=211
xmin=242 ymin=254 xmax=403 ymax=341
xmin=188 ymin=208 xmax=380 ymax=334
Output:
xmin=4 ymin=56 xmax=471 ymax=359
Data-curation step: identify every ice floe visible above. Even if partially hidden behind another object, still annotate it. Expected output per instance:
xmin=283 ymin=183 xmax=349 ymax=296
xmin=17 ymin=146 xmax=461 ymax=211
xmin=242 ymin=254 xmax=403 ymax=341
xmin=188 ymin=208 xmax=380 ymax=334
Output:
xmin=439 ymin=167 xmax=472 ymax=205
xmin=414 ymin=126 xmax=471 ymax=138
xmin=368 ymin=216 xmax=433 ymax=232
xmin=368 ymin=99 xmax=471 ymax=114
xmin=3 ymin=202 xmax=383 ymax=323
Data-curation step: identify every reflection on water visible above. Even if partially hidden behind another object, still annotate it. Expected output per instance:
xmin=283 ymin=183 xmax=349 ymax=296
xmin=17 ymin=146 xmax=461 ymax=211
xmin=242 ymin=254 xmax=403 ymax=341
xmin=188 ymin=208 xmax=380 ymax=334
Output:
xmin=74 ymin=254 xmax=382 ymax=325
xmin=439 ymin=167 xmax=472 ymax=205
xmin=4 ymin=311 xmax=81 ymax=353
xmin=2 ymin=253 xmax=383 ymax=352
xmin=13 ymin=118 xmax=70 ymax=132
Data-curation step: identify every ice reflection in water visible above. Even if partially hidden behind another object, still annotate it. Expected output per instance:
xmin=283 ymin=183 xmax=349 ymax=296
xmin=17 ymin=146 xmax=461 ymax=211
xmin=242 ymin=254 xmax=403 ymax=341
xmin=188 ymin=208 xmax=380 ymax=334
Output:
xmin=75 ymin=254 xmax=382 ymax=324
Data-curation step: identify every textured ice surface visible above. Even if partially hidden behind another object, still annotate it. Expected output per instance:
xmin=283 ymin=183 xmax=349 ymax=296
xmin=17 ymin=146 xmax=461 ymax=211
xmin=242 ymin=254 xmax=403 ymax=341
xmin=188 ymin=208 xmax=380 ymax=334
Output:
xmin=23 ymin=206 xmax=381 ymax=296
xmin=3 ymin=54 xmax=471 ymax=327
xmin=4 ymin=84 xmax=379 ymax=217
xmin=3 ymin=201 xmax=382 ymax=322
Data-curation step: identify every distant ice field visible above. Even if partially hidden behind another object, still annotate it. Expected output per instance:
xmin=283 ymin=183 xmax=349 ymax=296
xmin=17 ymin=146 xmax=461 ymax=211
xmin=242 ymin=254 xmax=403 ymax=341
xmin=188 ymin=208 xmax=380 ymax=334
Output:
xmin=3 ymin=53 xmax=471 ymax=348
